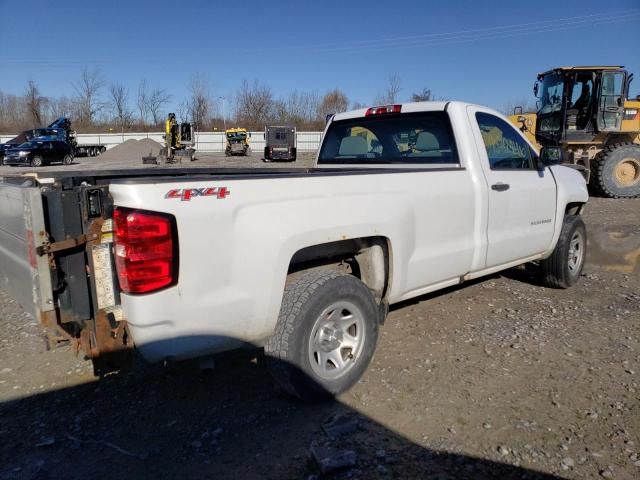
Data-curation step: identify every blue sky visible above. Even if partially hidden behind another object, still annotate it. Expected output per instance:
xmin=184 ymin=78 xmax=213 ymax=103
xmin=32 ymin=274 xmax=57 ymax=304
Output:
xmin=1 ymin=0 xmax=639 ymax=113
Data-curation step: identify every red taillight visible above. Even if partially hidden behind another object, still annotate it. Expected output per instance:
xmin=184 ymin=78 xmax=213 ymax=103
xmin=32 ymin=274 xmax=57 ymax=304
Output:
xmin=365 ymin=104 xmax=402 ymax=116
xmin=113 ymin=207 xmax=176 ymax=294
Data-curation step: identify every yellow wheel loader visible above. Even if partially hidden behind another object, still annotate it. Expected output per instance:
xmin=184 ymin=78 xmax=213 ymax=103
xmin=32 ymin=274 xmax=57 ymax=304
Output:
xmin=511 ymin=66 xmax=640 ymax=198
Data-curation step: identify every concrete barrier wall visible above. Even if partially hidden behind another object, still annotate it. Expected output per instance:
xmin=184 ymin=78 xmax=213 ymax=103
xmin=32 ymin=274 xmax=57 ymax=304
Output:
xmin=1 ymin=131 xmax=323 ymax=153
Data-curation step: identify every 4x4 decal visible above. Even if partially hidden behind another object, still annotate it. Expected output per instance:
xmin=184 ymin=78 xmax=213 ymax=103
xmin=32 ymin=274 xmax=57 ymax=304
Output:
xmin=165 ymin=187 xmax=230 ymax=201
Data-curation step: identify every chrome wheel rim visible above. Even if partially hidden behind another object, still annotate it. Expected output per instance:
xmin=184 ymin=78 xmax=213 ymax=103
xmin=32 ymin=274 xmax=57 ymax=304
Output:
xmin=568 ymin=230 xmax=585 ymax=274
xmin=308 ymin=300 xmax=365 ymax=381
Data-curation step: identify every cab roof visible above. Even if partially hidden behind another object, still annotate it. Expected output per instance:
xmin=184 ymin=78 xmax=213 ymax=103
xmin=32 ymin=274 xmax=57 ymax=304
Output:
xmin=538 ymin=65 xmax=625 ymax=76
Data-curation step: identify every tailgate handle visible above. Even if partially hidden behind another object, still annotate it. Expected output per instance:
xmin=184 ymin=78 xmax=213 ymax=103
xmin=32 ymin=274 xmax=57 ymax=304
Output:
xmin=491 ymin=183 xmax=510 ymax=192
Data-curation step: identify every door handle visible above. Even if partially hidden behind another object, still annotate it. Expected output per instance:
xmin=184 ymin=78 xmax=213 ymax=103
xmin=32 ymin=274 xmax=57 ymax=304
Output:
xmin=491 ymin=183 xmax=510 ymax=192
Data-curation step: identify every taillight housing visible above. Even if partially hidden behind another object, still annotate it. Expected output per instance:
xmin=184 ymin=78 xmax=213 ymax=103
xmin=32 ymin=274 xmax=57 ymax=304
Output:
xmin=113 ymin=207 xmax=177 ymax=294
xmin=365 ymin=104 xmax=402 ymax=116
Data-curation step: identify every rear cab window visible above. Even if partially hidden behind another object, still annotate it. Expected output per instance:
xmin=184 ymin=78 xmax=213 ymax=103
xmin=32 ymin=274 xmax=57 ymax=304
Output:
xmin=318 ymin=111 xmax=460 ymax=166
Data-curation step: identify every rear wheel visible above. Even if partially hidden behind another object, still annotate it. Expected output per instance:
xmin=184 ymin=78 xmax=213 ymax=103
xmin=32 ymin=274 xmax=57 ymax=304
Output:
xmin=540 ymin=215 xmax=586 ymax=288
xmin=591 ymin=143 xmax=640 ymax=198
xmin=265 ymin=271 xmax=380 ymax=401
xmin=31 ymin=155 xmax=43 ymax=167
xmin=63 ymin=154 xmax=73 ymax=165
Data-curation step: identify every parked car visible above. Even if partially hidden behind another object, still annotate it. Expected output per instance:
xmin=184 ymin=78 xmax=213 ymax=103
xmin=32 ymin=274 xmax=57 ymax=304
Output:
xmin=0 ymin=101 xmax=588 ymax=400
xmin=2 ymin=138 xmax=74 ymax=167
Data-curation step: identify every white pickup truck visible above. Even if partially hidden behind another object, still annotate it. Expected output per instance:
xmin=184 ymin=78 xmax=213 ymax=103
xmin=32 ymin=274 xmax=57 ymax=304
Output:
xmin=0 ymin=101 xmax=588 ymax=400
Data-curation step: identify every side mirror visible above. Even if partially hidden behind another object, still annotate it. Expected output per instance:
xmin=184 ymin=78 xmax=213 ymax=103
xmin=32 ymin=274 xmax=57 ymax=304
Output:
xmin=533 ymin=81 xmax=539 ymax=97
xmin=539 ymin=146 xmax=564 ymax=167
xmin=514 ymin=106 xmax=523 ymax=115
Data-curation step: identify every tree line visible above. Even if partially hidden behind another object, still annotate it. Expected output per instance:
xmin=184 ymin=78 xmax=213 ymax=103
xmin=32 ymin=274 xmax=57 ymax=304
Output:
xmin=0 ymin=68 xmax=445 ymax=134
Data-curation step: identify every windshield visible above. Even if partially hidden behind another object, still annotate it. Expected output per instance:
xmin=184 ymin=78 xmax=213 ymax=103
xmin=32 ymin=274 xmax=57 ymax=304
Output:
xmin=537 ymin=73 xmax=564 ymax=115
xmin=318 ymin=112 xmax=459 ymax=165
xmin=18 ymin=142 xmax=33 ymax=148
xmin=227 ymin=132 xmax=246 ymax=140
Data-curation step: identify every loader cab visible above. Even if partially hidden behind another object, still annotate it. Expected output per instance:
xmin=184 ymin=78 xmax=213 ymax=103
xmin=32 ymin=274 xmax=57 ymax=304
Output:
xmin=534 ymin=66 xmax=630 ymax=144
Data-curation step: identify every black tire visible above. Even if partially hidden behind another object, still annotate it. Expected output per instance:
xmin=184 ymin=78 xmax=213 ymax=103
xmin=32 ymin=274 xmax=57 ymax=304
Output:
xmin=540 ymin=215 xmax=587 ymax=288
xmin=590 ymin=143 xmax=640 ymax=198
xmin=62 ymin=154 xmax=73 ymax=165
xmin=31 ymin=155 xmax=43 ymax=167
xmin=265 ymin=271 xmax=380 ymax=401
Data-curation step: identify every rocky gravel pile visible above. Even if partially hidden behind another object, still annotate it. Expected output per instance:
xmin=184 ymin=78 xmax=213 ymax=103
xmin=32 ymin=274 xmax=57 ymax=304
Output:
xmin=97 ymin=138 xmax=163 ymax=163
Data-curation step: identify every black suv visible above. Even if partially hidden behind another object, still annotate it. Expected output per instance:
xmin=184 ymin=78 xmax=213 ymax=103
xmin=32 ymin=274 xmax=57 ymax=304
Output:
xmin=3 ymin=138 xmax=74 ymax=167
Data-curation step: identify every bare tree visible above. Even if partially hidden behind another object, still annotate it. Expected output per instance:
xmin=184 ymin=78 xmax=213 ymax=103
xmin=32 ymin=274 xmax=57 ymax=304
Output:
xmin=187 ymin=74 xmax=212 ymax=129
xmin=47 ymin=96 xmax=76 ymax=123
xmin=108 ymin=83 xmax=133 ymax=129
xmin=317 ymin=89 xmax=349 ymax=121
xmin=411 ymin=88 xmax=433 ymax=102
xmin=374 ymin=74 xmax=402 ymax=104
xmin=284 ymin=90 xmax=320 ymax=126
xmin=24 ymin=80 xmax=44 ymax=126
xmin=235 ymin=79 xmax=274 ymax=129
xmin=147 ymin=88 xmax=172 ymax=125
xmin=137 ymin=79 xmax=149 ymax=125
xmin=72 ymin=68 xmax=105 ymax=125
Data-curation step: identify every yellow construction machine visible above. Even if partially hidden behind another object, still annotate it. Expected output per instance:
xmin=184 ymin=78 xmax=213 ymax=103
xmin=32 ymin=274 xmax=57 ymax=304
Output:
xmin=225 ymin=127 xmax=251 ymax=156
xmin=510 ymin=66 xmax=640 ymax=198
xmin=156 ymin=113 xmax=195 ymax=163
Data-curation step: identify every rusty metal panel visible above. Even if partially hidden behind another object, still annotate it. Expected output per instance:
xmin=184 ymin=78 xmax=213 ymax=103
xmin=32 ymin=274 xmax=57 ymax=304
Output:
xmin=0 ymin=181 xmax=54 ymax=320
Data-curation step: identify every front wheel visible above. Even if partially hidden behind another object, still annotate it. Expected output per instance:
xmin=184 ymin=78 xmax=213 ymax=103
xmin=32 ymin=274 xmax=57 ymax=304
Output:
xmin=265 ymin=271 xmax=380 ymax=401
xmin=540 ymin=215 xmax=586 ymax=288
xmin=31 ymin=155 xmax=43 ymax=167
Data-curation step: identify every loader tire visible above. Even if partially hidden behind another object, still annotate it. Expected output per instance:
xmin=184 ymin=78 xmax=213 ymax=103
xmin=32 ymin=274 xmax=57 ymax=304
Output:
xmin=590 ymin=143 xmax=640 ymax=198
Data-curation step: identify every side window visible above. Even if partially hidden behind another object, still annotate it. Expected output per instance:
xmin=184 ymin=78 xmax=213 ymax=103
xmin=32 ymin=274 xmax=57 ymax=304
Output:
xmin=475 ymin=112 xmax=533 ymax=169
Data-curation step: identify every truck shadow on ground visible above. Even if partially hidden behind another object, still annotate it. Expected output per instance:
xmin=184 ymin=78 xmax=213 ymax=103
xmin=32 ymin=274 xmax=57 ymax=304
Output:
xmin=0 ymin=338 xmax=565 ymax=480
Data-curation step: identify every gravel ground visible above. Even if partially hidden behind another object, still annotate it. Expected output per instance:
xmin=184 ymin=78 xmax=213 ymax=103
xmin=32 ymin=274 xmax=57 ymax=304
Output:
xmin=0 ymin=155 xmax=639 ymax=479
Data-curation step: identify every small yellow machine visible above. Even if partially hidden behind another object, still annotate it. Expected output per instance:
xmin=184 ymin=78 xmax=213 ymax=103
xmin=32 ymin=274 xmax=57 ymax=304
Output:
xmin=510 ymin=66 xmax=640 ymax=198
xmin=225 ymin=128 xmax=251 ymax=156
xmin=157 ymin=113 xmax=195 ymax=163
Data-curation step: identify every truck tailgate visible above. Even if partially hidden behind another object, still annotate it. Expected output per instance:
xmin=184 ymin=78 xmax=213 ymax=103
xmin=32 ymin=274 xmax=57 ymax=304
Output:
xmin=0 ymin=179 xmax=54 ymax=320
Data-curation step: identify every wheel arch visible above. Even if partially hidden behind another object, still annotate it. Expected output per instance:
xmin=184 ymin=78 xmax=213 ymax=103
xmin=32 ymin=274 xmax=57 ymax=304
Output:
xmin=287 ymin=236 xmax=392 ymax=305
xmin=565 ymin=201 xmax=586 ymax=216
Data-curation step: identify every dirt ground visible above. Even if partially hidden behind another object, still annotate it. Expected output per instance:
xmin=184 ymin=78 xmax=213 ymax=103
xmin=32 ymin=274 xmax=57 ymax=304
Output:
xmin=0 ymin=153 xmax=639 ymax=479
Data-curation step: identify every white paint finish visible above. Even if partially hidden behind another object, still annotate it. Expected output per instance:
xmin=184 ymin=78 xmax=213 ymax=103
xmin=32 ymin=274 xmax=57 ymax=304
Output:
xmin=107 ymin=101 xmax=587 ymax=362
xmin=466 ymin=104 xmax=558 ymax=266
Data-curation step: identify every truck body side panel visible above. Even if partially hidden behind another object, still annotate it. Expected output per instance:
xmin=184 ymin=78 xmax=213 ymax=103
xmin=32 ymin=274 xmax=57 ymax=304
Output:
xmin=110 ymin=168 xmax=477 ymax=362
